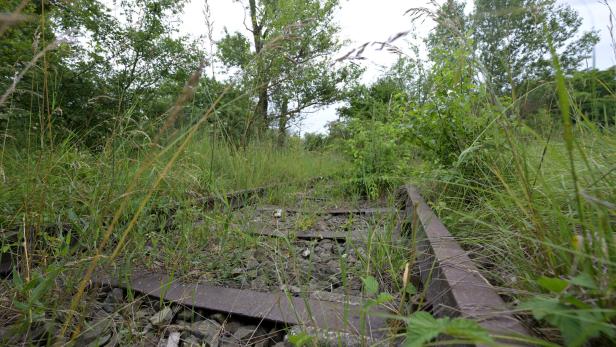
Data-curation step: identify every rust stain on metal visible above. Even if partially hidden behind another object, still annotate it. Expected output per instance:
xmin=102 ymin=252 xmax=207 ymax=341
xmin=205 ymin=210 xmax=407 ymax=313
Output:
xmin=92 ymin=272 xmax=387 ymax=338
xmin=397 ymin=185 xmax=531 ymax=344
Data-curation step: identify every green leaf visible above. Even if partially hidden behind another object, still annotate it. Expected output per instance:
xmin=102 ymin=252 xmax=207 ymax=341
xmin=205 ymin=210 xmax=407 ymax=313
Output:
xmin=31 ymin=275 xmax=52 ymax=301
xmin=288 ymin=332 xmax=313 ymax=347
xmin=445 ymin=318 xmax=493 ymax=344
xmin=406 ymin=312 xmax=494 ymax=347
xmin=362 ymin=275 xmax=379 ymax=295
xmin=521 ymin=297 xmax=613 ymax=347
xmin=405 ymin=312 xmax=441 ymax=347
xmin=13 ymin=300 xmax=29 ymax=312
xmin=376 ymin=292 xmax=394 ymax=304
xmin=562 ymin=295 xmax=591 ymax=309
xmin=405 ymin=283 xmax=417 ymax=295
xmin=12 ymin=269 xmax=24 ymax=290
xmin=520 ymin=297 xmax=561 ymax=320
xmin=537 ymin=276 xmax=568 ymax=293
xmin=569 ymin=273 xmax=597 ymax=290
xmin=67 ymin=209 xmax=79 ymax=223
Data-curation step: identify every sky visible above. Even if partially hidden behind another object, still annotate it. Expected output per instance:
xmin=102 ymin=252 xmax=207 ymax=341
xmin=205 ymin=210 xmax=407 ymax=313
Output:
xmin=171 ymin=0 xmax=615 ymax=134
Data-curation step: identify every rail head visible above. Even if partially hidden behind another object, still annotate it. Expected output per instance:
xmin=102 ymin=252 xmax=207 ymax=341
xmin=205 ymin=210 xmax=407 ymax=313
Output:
xmin=397 ymin=185 xmax=532 ymax=346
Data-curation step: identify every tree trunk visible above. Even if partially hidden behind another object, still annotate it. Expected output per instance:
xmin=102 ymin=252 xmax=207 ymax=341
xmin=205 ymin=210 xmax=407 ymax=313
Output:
xmin=255 ymin=85 xmax=269 ymax=129
xmin=249 ymin=0 xmax=269 ymax=130
xmin=277 ymin=99 xmax=288 ymax=146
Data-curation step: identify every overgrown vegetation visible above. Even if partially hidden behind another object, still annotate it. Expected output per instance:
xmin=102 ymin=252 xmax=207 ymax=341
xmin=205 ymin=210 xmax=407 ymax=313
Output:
xmin=328 ymin=1 xmax=616 ymax=345
xmin=1 ymin=0 xmax=615 ymax=346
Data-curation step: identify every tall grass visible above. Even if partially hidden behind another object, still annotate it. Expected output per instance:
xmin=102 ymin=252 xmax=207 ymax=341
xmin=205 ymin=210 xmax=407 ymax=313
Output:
xmin=0 ymin=124 xmax=348 ymax=336
xmin=1 ymin=2 xmax=352 ymax=341
xmin=2 ymin=0 xmax=615 ymax=345
xmin=413 ymin=15 xmax=616 ymax=346
xmin=0 ymin=131 xmax=347 ymax=243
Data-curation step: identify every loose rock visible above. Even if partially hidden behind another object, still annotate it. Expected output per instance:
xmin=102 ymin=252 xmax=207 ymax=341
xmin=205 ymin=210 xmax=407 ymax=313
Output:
xmin=183 ymin=319 xmax=221 ymax=345
xmin=287 ymin=326 xmax=376 ymax=347
xmin=176 ymin=308 xmax=196 ymax=322
xmin=181 ymin=333 xmax=201 ymax=347
xmin=166 ymin=332 xmax=181 ymax=347
xmin=223 ymin=320 xmax=242 ymax=334
xmin=323 ymin=259 xmax=339 ymax=275
xmin=77 ymin=317 xmax=112 ymax=345
xmin=279 ymin=284 xmax=301 ymax=294
xmin=273 ymin=209 xmax=283 ymax=218
xmin=232 ymin=325 xmax=257 ymax=341
xmin=103 ymin=288 xmax=124 ymax=313
xmin=150 ymin=307 xmax=175 ymax=326
xmin=210 ymin=312 xmax=227 ymax=324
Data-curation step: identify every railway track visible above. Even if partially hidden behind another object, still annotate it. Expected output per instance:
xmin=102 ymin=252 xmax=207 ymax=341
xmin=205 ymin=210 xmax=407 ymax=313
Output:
xmin=1 ymin=180 xmax=531 ymax=346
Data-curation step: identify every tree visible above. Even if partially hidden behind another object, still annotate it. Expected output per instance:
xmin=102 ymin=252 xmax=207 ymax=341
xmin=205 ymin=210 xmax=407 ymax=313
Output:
xmin=82 ymin=0 xmax=202 ymax=117
xmin=426 ymin=0 xmax=468 ymax=61
xmin=473 ymin=0 xmax=599 ymax=97
xmin=219 ymin=0 xmax=355 ymax=142
xmin=1 ymin=0 xmax=203 ymax=146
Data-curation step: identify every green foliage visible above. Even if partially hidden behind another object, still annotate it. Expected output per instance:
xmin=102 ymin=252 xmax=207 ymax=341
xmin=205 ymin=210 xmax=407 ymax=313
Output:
xmin=12 ymin=265 xmax=61 ymax=328
xmin=361 ymin=275 xmax=379 ymax=295
xmin=217 ymin=0 xmax=357 ymax=140
xmin=217 ymin=31 xmax=252 ymax=69
xmin=569 ymin=67 xmax=616 ymax=125
xmin=337 ymin=41 xmax=489 ymax=197
xmin=518 ymin=66 xmax=616 ymax=125
xmin=473 ymin=0 xmax=599 ymax=95
xmin=361 ymin=275 xmax=394 ymax=312
xmin=329 ymin=2 xmax=615 ymax=346
xmin=536 ymin=276 xmax=568 ymax=293
xmin=405 ymin=312 xmax=494 ymax=347
xmin=287 ymin=331 xmax=314 ymax=346
xmin=426 ymin=0 xmax=468 ymax=63
xmin=302 ymin=132 xmax=328 ymax=151
xmin=337 ymin=76 xmax=415 ymax=197
xmin=0 ymin=0 xmax=202 ymax=146
xmin=1 ymin=1 xmax=615 ymax=345
xmin=522 ymin=295 xmax=614 ymax=347
xmin=404 ymin=283 xmax=417 ymax=295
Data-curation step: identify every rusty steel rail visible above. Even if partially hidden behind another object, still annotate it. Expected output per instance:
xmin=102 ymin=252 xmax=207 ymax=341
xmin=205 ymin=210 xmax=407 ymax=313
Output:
xmin=397 ymin=185 xmax=531 ymax=344
xmin=92 ymin=272 xmax=387 ymax=338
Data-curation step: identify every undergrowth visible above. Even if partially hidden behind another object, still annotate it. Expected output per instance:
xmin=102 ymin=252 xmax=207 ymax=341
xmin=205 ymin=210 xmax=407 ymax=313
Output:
xmin=1 ymin=0 xmax=615 ymax=346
